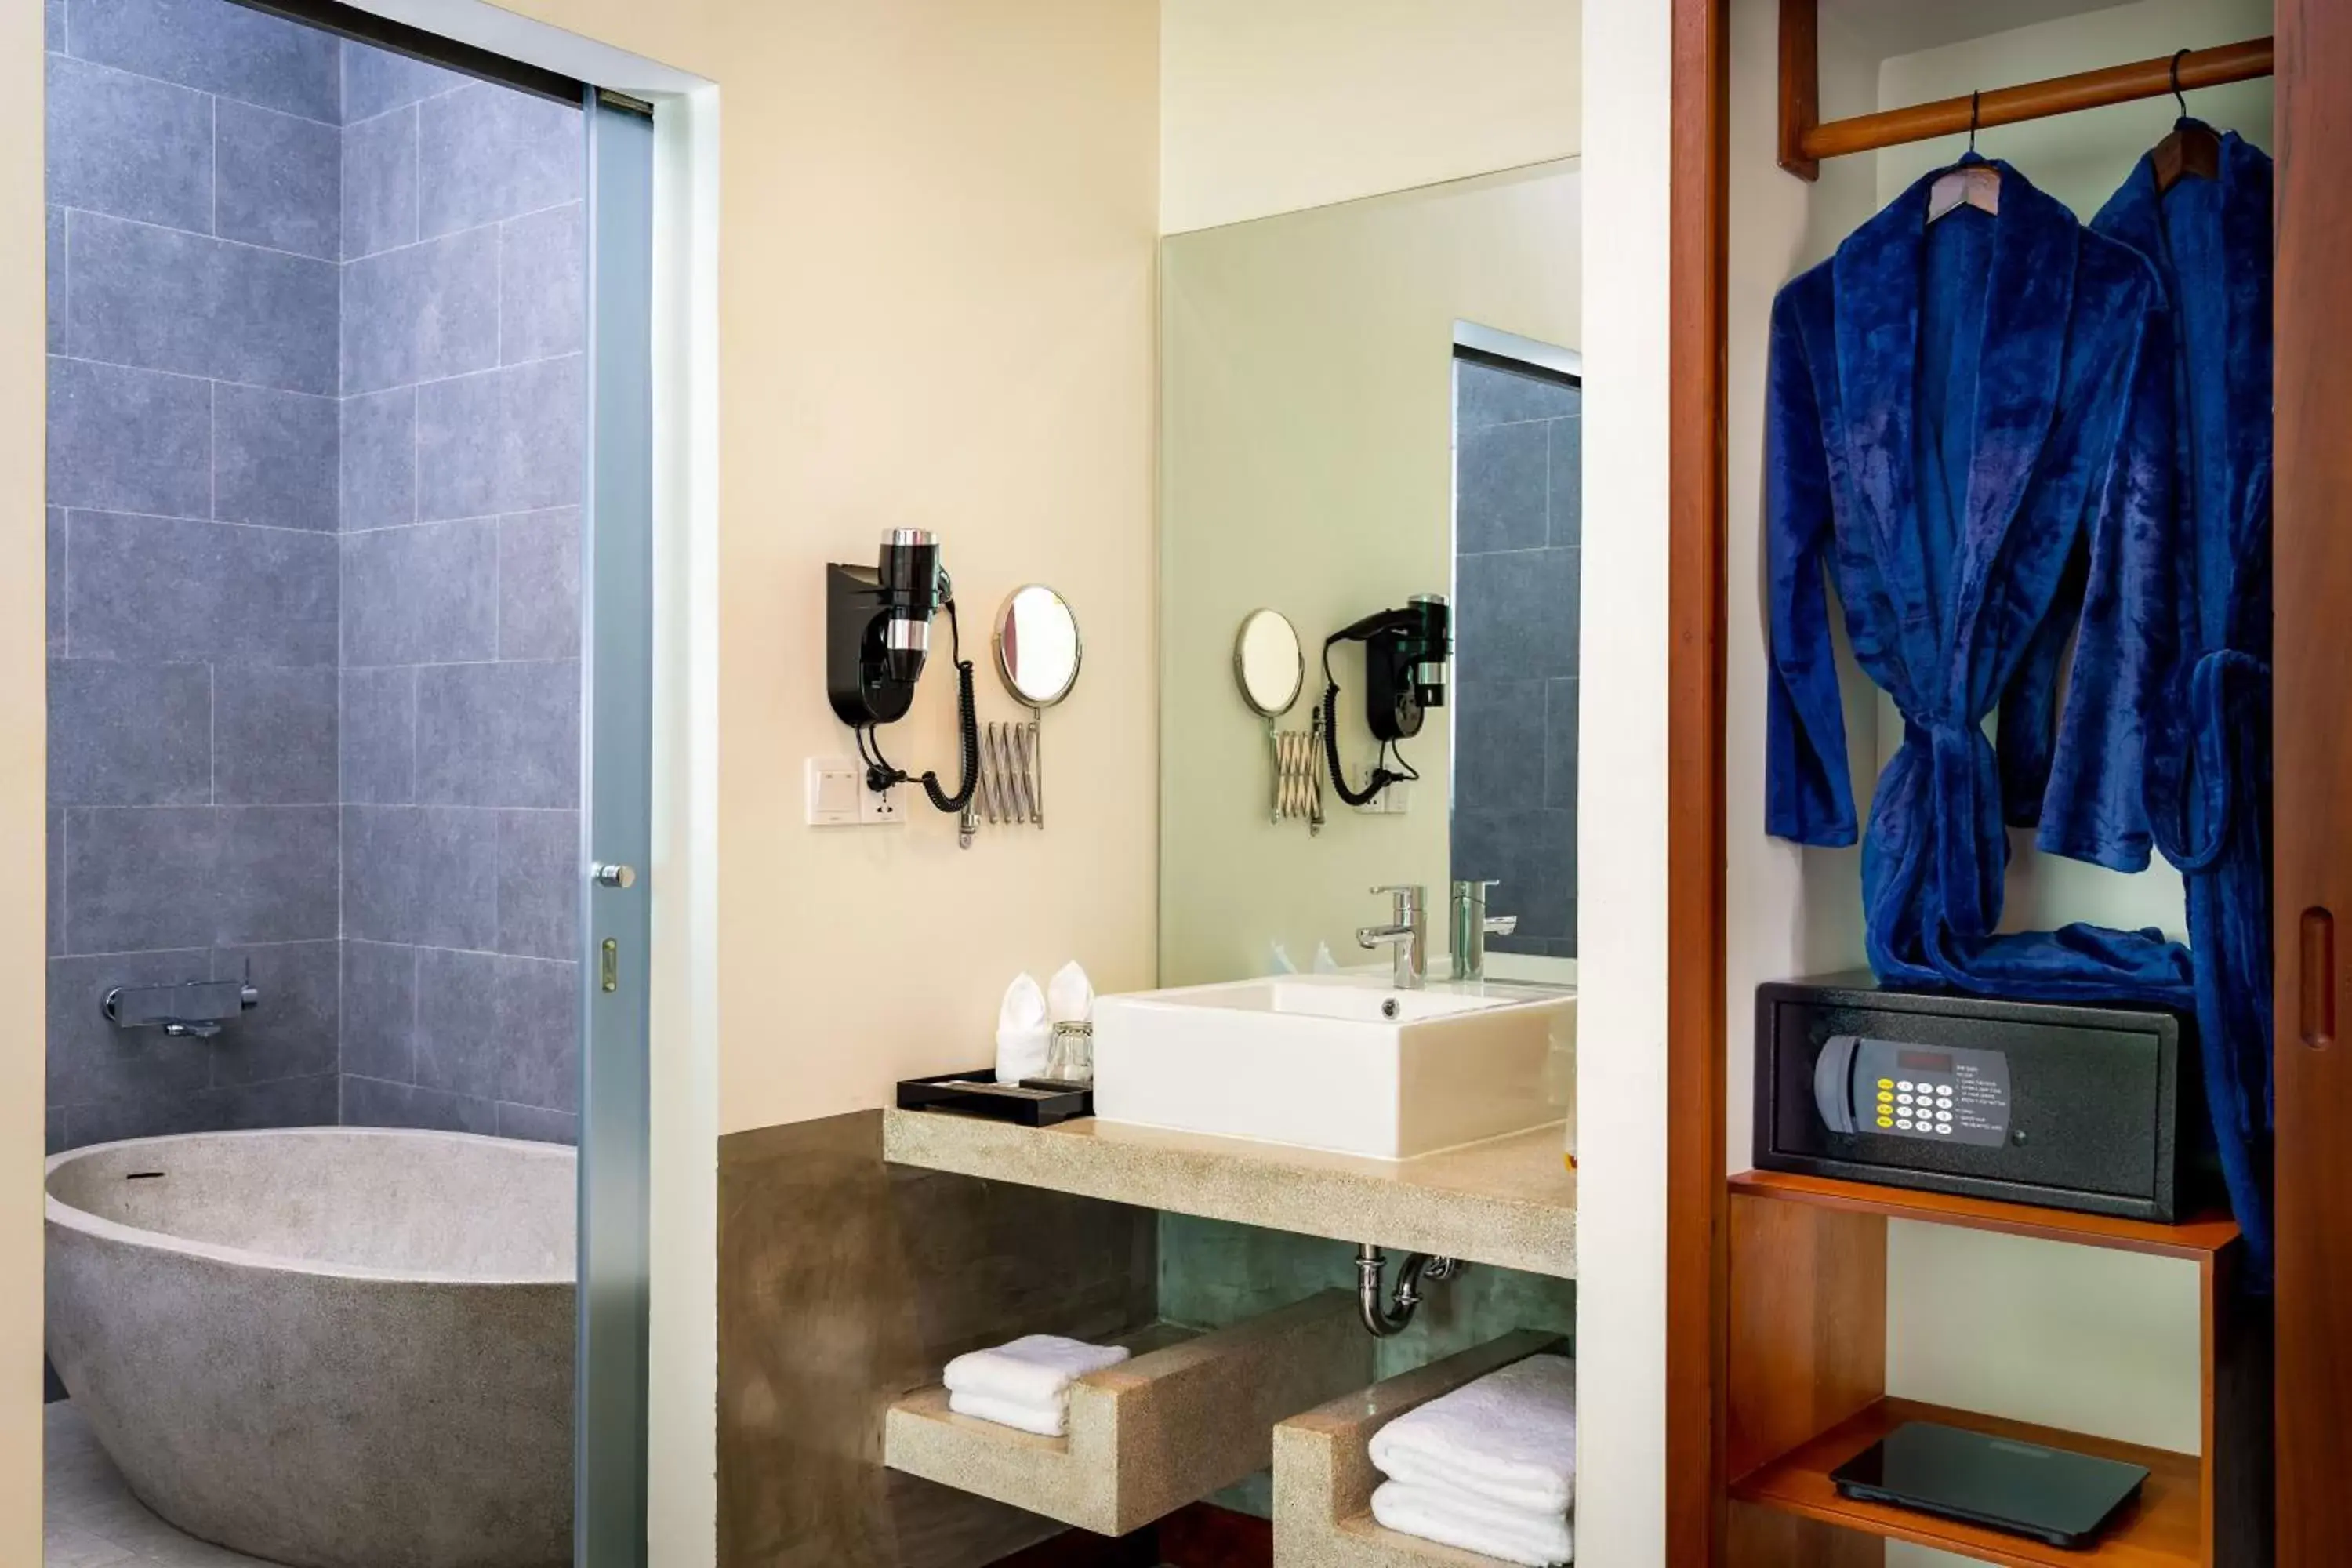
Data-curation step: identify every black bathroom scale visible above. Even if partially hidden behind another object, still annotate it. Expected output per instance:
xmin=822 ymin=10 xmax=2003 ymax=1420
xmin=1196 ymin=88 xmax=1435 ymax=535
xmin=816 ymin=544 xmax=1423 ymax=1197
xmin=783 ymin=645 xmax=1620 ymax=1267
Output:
xmin=1830 ymin=1421 xmax=2150 ymax=1549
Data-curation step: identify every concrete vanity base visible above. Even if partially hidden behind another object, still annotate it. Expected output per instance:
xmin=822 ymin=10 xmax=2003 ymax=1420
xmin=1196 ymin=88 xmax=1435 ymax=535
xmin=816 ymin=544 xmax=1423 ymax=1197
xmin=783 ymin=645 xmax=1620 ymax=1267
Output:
xmin=887 ymin=1290 xmax=1374 ymax=1536
xmin=1273 ymin=1329 xmax=1565 ymax=1567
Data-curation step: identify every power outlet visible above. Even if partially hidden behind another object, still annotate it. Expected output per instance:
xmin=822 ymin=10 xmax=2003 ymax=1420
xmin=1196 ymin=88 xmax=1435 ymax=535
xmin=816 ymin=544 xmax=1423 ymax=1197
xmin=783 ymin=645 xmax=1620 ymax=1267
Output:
xmin=859 ymin=775 xmax=904 ymax=825
xmin=1353 ymin=782 xmax=1413 ymax=815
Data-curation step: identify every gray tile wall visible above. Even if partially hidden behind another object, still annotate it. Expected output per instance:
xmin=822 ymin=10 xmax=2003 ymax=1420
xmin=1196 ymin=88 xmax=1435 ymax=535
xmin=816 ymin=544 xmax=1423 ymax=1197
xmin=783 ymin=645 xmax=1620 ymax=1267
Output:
xmin=334 ymin=42 xmax=583 ymax=1145
xmin=46 ymin=0 xmax=342 ymax=1150
xmin=45 ymin=2 xmax=583 ymax=1150
xmin=1450 ymin=358 xmax=1579 ymax=959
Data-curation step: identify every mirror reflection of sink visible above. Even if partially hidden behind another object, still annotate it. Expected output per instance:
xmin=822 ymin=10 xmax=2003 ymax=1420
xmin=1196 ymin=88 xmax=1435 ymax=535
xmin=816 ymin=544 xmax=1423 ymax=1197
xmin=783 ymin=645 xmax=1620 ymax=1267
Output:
xmin=1092 ymin=973 xmax=1574 ymax=1161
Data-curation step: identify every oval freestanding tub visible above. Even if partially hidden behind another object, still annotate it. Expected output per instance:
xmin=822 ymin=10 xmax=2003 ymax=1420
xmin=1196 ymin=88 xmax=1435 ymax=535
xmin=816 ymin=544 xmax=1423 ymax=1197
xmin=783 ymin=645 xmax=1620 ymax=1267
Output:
xmin=45 ymin=1128 xmax=575 ymax=1568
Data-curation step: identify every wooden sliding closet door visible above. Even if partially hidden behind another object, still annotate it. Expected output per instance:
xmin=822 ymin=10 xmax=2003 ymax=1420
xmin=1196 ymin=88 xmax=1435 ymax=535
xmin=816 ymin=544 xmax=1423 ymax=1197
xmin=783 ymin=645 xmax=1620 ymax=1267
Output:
xmin=2270 ymin=2 xmax=2352 ymax=1562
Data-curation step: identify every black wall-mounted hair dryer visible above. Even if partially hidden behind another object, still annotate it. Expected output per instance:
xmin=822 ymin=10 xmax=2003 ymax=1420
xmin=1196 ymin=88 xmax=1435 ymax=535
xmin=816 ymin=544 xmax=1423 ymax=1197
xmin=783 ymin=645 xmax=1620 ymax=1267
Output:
xmin=1323 ymin=593 xmax=1450 ymax=807
xmin=826 ymin=529 xmax=979 ymax=812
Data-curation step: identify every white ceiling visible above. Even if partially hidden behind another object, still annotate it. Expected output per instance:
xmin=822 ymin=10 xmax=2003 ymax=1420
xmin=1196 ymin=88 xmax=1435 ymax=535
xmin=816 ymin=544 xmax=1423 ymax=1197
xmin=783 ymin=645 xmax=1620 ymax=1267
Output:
xmin=1821 ymin=0 xmax=2140 ymax=59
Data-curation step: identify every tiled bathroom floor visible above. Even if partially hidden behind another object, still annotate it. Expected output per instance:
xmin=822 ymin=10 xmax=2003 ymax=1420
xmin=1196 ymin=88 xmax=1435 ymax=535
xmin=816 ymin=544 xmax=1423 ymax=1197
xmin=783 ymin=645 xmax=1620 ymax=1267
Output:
xmin=45 ymin=1402 xmax=275 ymax=1568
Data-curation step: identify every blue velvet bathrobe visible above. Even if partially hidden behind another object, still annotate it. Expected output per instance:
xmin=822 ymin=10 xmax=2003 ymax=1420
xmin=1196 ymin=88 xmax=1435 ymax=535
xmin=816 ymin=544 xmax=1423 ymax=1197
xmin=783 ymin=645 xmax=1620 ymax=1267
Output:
xmin=1766 ymin=158 xmax=2194 ymax=1003
xmin=2092 ymin=127 xmax=2274 ymax=1276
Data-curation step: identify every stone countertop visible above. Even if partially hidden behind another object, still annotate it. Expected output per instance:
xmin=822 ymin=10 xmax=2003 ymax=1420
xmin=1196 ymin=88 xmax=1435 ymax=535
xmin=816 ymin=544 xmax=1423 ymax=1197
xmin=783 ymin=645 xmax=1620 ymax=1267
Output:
xmin=881 ymin=1111 xmax=1575 ymax=1279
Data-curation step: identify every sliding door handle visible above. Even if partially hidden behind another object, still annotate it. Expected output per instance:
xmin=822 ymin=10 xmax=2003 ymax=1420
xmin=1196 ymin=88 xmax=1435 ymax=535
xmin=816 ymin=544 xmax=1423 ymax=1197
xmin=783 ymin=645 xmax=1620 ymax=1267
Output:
xmin=2302 ymin=906 xmax=2336 ymax=1049
xmin=592 ymin=862 xmax=637 ymax=891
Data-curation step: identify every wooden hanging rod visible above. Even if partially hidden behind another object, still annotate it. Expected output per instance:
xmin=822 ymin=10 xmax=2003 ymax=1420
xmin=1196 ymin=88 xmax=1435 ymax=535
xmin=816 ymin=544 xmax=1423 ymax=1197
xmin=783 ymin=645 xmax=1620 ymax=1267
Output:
xmin=1777 ymin=0 xmax=2273 ymax=180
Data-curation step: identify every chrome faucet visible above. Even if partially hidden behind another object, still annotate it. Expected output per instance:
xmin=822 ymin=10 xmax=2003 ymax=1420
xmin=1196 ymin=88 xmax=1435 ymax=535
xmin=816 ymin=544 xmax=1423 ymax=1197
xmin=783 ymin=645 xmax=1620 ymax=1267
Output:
xmin=1449 ymin=880 xmax=1519 ymax=982
xmin=1356 ymin=884 xmax=1428 ymax=990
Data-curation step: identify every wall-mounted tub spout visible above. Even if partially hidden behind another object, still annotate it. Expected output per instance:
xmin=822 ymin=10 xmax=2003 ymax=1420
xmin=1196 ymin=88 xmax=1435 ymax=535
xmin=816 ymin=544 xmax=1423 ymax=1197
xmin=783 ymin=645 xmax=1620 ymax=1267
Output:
xmin=1355 ymin=1243 xmax=1464 ymax=1337
xmin=103 ymin=966 xmax=259 ymax=1040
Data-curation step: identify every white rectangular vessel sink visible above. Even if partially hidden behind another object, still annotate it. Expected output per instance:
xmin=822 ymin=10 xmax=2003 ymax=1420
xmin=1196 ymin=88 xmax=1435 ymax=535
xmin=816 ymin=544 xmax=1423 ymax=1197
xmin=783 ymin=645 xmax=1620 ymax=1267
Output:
xmin=1091 ymin=974 xmax=1574 ymax=1160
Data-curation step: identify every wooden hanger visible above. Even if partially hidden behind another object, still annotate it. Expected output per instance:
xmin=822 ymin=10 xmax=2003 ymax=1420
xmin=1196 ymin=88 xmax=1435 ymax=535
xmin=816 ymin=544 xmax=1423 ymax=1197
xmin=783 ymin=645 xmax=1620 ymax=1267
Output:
xmin=2153 ymin=49 xmax=2223 ymax=191
xmin=1928 ymin=92 xmax=2002 ymax=221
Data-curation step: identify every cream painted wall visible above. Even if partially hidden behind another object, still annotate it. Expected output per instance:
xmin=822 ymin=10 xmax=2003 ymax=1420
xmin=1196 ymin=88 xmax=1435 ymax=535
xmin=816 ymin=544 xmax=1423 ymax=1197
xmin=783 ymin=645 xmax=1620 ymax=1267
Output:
xmin=1715 ymin=2 xmax=2270 ymax=1563
xmin=4 ymin=0 xmax=44 ymax=1552
xmin=1159 ymin=165 xmax=1580 ymax=988
xmin=467 ymin=0 xmax=1163 ymax=1144
xmin=1160 ymin=0 xmax=1581 ymax=234
xmin=1573 ymin=0 xmax=1671 ymax=1562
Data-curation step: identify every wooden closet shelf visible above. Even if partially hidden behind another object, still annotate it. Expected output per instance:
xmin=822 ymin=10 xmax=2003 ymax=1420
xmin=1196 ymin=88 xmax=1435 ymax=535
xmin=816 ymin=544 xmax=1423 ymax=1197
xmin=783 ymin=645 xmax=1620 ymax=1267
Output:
xmin=1730 ymin=1171 xmax=2241 ymax=1261
xmin=1731 ymin=1397 xmax=2204 ymax=1568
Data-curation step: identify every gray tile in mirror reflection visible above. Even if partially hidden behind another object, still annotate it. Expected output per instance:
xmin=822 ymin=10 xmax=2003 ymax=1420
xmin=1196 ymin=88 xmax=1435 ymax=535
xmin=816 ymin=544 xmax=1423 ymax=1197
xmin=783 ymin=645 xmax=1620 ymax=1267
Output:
xmin=66 ymin=0 xmax=340 ymax=123
xmin=338 ymin=387 xmax=416 ymax=530
xmin=339 ymin=666 xmax=417 ymax=803
xmin=206 ymin=939 xmax=337 ymax=1084
xmin=499 ymin=203 xmax=586 ymax=362
xmin=44 ymin=55 xmax=214 ymax=234
xmin=66 ymin=213 xmax=338 ymax=395
xmin=66 ymin=511 xmax=338 ymax=668
xmin=212 ymin=100 xmax=339 ymax=260
xmin=1452 ymin=804 xmax=1577 ymax=946
xmin=1454 ymin=546 xmax=1579 ymax=680
xmin=339 ymin=227 xmax=500 ymax=395
xmin=212 ymin=666 xmax=337 ymax=804
xmin=339 ymin=1073 xmax=498 ymax=1136
xmin=338 ymin=939 xmax=418 ymax=1083
xmin=1544 ymin=677 xmax=1579 ymax=811
xmin=1457 ymin=361 xmax=1579 ymax=430
xmin=339 ymin=520 xmax=496 ymax=666
xmin=47 ymin=807 xmax=65 ymax=957
xmin=415 ymin=661 xmax=580 ymax=809
xmin=212 ymin=383 xmax=338 ymax=530
xmin=496 ymin=808 xmax=580 ymax=960
xmin=1456 ymin=422 xmax=1549 ymax=554
xmin=1452 ymin=676 xmax=1546 ymax=811
xmin=416 ymin=354 xmax=585 ymax=520
xmin=418 ymin=82 xmax=583 ymax=238
xmin=498 ymin=510 xmax=582 ymax=660
xmin=47 ymin=659 xmax=211 ymax=806
xmin=63 ymin=805 xmax=338 ymax=953
xmin=339 ymin=104 xmax=419 ymax=260
xmin=342 ymin=39 xmax=470 ymax=123
xmin=340 ymin=804 xmax=498 ymax=950
xmin=1546 ymin=416 xmax=1583 ymax=546
xmin=45 ymin=359 xmax=212 ymax=521
xmin=46 ymin=509 xmax=67 ymax=659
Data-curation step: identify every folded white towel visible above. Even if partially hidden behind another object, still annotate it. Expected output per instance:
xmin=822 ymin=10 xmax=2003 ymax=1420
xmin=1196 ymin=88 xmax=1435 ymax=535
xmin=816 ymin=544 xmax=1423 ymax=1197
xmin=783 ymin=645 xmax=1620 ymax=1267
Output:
xmin=1370 ymin=1354 xmax=1576 ymax=1515
xmin=995 ymin=973 xmax=1050 ymax=1085
xmin=1047 ymin=960 xmax=1094 ymax=1025
xmin=942 ymin=1334 xmax=1131 ymax=1410
xmin=947 ymin=1390 xmax=1069 ymax=1438
xmin=1370 ymin=1479 xmax=1571 ymax=1567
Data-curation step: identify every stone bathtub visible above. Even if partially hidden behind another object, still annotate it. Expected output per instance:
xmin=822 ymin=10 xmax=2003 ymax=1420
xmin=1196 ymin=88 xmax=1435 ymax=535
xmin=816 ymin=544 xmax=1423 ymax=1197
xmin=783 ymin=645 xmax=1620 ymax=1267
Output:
xmin=45 ymin=1128 xmax=575 ymax=1568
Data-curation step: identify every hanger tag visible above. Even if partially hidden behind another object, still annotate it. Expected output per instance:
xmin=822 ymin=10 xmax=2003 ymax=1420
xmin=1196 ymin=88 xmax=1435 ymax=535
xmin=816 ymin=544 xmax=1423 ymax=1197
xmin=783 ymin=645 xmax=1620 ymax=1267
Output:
xmin=1928 ymin=165 xmax=2002 ymax=222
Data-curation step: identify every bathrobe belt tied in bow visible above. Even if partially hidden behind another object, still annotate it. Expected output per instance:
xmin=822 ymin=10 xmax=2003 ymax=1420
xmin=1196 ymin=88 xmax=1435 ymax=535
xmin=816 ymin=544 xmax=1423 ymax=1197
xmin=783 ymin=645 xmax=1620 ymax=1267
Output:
xmin=1766 ymin=158 xmax=2193 ymax=1004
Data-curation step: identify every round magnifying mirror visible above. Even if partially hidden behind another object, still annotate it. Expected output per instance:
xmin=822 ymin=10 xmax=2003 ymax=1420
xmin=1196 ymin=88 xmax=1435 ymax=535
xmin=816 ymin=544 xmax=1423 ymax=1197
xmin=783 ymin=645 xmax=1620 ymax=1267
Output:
xmin=1233 ymin=608 xmax=1305 ymax=717
xmin=994 ymin=585 xmax=1082 ymax=708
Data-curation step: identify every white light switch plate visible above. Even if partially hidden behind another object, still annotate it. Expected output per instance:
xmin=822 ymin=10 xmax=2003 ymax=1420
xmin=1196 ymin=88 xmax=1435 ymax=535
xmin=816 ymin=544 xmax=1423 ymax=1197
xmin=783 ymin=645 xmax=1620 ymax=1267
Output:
xmin=806 ymin=757 xmax=902 ymax=826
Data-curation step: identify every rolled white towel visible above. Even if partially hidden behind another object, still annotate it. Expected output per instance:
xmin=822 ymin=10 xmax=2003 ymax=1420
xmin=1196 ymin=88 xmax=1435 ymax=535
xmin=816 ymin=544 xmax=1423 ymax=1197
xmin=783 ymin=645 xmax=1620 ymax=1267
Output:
xmin=947 ymin=1390 xmax=1070 ymax=1438
xmin=942 ymin=1334 xmax=1131 ymax=1410
xmin=1370 ymin=1479 xmax=1572 ymax=1567
xmin=1369 ymin=1354 xmax=1576 ymax=1516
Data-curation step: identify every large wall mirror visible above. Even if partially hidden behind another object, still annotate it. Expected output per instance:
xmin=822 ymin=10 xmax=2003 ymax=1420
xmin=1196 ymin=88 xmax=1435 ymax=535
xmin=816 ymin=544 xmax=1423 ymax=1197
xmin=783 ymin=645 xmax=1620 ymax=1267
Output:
xmin=1159 ymin=162 xmax=1582 ymax=988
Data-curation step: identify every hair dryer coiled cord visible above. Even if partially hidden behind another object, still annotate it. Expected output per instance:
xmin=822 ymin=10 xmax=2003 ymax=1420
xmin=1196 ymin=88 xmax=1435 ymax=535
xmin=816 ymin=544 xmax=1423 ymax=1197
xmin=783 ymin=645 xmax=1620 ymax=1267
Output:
xmin=858 ymin=600 xmax=981 ymax=814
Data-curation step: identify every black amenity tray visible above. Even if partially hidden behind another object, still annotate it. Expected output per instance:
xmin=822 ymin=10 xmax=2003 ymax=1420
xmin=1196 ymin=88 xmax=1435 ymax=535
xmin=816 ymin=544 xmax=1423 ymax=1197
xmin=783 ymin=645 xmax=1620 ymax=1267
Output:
xmin=895 ymin=1069 xmax=1093 ymax=1127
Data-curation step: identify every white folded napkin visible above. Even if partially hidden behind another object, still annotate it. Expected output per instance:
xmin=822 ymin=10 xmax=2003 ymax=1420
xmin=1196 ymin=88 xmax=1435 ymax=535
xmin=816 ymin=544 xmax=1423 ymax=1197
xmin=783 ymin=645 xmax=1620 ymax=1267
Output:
xmin=1370 ymin=1479 xmax=1572 ymax=1566
xmin=1270 ymin=941 xmax=1298 ymax=975
xmin=948 ymin=1389 xmax=1070 ymax=1438
xmin=1370 ymin=1354 xmax=1577 ymax=1515
xmin=1312 ymin=941 xmax=1341 ymax=974
xmin=1047 ymin=960 xmax=1094 ymax=1025
xmin=942 ymin=1334 xmax=1131 ymax=1410
xmin=994 ymin=973 xmax=1049 ymax=1086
